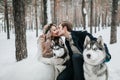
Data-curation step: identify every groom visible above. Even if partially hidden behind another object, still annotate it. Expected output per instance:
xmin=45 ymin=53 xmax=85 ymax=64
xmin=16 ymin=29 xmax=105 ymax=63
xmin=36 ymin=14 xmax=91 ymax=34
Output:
xmin=57 ymin=21 xmax=111 ymax=80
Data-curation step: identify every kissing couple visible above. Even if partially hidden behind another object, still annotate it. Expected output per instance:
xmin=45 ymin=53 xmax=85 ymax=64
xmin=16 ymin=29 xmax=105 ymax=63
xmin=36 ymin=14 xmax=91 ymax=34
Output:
xmin=38 ymin=21 xmax=111 ymax=80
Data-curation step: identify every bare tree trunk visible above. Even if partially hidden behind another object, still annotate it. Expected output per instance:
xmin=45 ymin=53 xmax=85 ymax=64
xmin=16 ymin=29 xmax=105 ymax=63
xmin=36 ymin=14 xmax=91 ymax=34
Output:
xmin=73 ymin=5 xmax=77 ymax=27
xmin=110 ymin=0 xmax=118 ymax=44
xmin=65 ymin=1 xmax=68 ymax=21
xmin=4 ymin=0 xmax=10 ymax=39
xmin=13 ymin=0 xmax=28 ymax=61
xmin=34 ymin=0 xmax=38 ymax=37
xmin=90 ymin=0 xmax=93 ymax=34
xmin=9 ymin=6 xmax=13 ymax=31
xmin=105 ymin=9 xmax=107 ymax=28
xmin=98 ymin=15 xmax=100 ymax=31
xmin=4 ymin=13 xmax=6 ymax=32
xmin=30 ymin=5 xmax=33 ymax=30
xmin=95 ymin=12 xmax=97 ymax=33
xmin=54 ymin=0 xmax=58 ymax=24
xmin=102 ymin=13 xmax=104 ymax=29
xmin=82 ymin=0 xmax=86 ymax=30
xmin=97 ymin=0 xmax=101 ymax=31
xmin=72 ymin=0 xmax=77 ymax=27
xmin=43 ymin=0 xmax=47 ymax=27
xmin=40 ymin=0 xmax=44 ymax=27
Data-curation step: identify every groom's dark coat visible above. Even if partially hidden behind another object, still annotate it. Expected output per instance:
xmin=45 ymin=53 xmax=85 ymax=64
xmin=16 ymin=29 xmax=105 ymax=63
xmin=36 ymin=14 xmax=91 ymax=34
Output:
xmin=66 ymin=30 xmax=111 ymax=62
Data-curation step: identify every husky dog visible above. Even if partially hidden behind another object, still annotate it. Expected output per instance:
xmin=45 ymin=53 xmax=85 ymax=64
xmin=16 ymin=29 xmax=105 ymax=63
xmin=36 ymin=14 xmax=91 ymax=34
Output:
xmin=37 ymin=36 xmax=69 ymax=80
xmin=83 ymin=36 xmax=108 ymax=80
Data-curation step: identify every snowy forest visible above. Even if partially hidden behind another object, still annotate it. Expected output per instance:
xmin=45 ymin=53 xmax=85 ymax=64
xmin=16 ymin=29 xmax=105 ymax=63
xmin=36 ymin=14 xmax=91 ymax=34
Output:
xmin=0 ymin=0 xmax=120 ymax=80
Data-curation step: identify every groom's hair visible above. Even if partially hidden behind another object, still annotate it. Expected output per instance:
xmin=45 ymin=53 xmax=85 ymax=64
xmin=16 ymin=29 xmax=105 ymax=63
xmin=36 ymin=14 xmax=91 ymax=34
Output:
xmin=60 ymin=21 xmax=73 ymax=32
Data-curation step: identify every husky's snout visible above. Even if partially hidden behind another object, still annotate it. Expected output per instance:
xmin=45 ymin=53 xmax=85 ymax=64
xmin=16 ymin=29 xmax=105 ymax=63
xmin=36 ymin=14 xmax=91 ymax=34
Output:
xmin=86 ymin=54 xmax=91 ymax=59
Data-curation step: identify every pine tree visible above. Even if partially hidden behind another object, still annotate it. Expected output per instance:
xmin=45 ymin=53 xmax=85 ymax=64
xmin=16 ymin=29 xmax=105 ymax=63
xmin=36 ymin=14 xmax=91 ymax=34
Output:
xmin=110 ymin=0 xmax=118 ymax=44
xmin=90 ymin=0 xmax=93 ymax=34
xmin=13 ymin=0 xmax=28 ymax=61
xmin=43 ymin=0 xmax=47 ymax=26
xmin=4 ymin=0 xmax=10 ymax=39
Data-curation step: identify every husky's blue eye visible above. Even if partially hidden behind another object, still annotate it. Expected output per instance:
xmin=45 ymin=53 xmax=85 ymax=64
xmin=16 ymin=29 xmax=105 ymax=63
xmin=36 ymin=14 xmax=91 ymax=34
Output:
xmin=99 ymin=48 xmax=103 ymax=50
xmin=93 ymin=48 xmax=97 ymax=51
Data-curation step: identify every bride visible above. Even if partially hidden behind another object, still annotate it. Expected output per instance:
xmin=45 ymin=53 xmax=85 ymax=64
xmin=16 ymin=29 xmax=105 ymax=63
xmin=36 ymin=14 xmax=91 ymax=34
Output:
xmin=37 ymin=23 xmax=69 ymax=80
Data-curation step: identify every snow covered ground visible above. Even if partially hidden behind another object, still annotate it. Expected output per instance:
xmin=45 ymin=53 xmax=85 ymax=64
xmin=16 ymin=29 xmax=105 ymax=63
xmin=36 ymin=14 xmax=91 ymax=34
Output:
xmin=0 ymin=27 xmax=120 ymax=80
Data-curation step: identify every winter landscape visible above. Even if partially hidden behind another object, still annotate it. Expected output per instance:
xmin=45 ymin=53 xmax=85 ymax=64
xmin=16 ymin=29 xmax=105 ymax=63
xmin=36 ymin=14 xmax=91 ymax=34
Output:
xmin=0 ymin=27 xmax=120 ymax=80
xmin=0 ymin=0 xmax=120 ymax=80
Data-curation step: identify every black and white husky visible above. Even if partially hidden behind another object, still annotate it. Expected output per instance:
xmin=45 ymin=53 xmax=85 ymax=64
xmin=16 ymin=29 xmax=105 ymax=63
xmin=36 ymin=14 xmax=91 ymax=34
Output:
xmin=83 ymin=36 xmax=108 ymax=80
xmin=37 ymin=37 xmax=69 ymax=80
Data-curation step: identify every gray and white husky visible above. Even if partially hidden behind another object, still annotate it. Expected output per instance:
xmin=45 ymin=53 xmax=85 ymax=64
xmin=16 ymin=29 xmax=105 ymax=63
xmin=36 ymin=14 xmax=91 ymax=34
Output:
xmin=37 ymin=37 xmax=69 ymax=80
xmin=83 ymin=36 xmax=108 ymax=80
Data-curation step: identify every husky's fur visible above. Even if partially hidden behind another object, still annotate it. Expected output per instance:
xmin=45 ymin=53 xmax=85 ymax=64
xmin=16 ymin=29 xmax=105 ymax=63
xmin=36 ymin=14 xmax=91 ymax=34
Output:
xmin=83 ymin=36 xmax=108 ymax=80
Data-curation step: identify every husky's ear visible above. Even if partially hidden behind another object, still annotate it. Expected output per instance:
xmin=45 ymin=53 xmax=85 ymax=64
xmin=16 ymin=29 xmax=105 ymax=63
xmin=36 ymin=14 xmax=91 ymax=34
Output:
xmin=84 ymin=36 xmax=90 ymax=48
xmin=97 ymin=36 xmax=104 ymax=46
